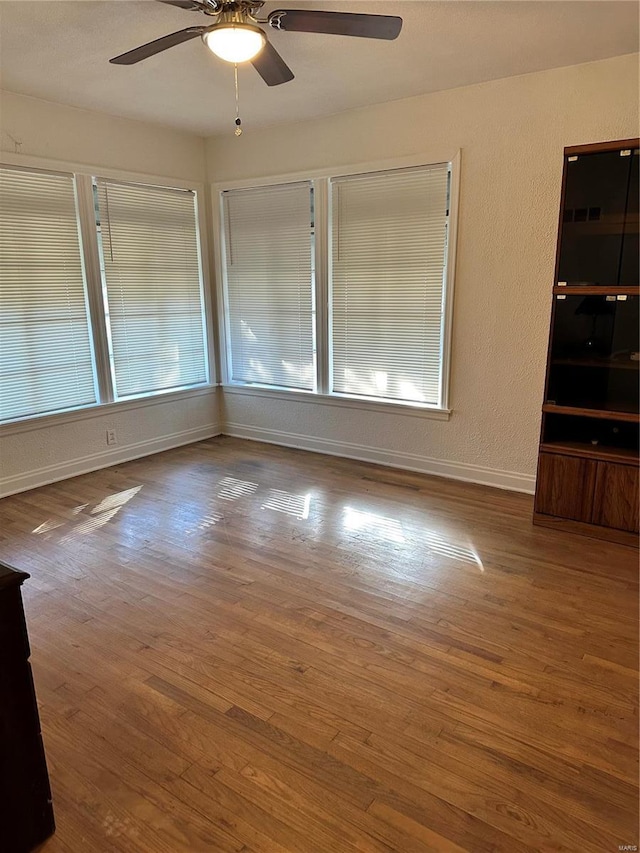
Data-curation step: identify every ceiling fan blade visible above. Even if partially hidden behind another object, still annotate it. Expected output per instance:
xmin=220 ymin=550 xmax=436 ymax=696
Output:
xmin=251 ymin=41 xmax=294 ymax=86
xmin=156 ymin=0 xmax=207 ymax=9
xmin=268 ymin=9 xmax=402 ymax=40
xmin=110 ymin=27 xmax=206 ymax=65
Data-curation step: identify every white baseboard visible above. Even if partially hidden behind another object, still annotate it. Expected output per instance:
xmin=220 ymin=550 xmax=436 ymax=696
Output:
xmin=0 ymin=424 xmax=222 ymax=498
xmin=224 ymin=422 xmax=536 ymax=494
xmin=1 ymin=419 xmax=535 ymax=498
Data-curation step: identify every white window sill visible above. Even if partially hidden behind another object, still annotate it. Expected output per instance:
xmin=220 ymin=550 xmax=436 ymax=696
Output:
xmin=0 ymin=385 xmax=219 ymax=436
xmin=222 ymin=384 xmax=451 ymax=421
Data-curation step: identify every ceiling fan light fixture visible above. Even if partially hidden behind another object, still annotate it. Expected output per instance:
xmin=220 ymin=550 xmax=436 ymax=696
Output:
xmin=203 ymin=22 xmax=266 ymax=63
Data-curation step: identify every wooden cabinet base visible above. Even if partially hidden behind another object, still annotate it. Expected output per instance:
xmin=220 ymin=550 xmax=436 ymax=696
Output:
xmin=534 ymin=453 xmax=596 ymax=521
xmin=592 ymin=461 xmax=639 ymax=532
xmin=533 ymin=511 xmax=639 ymax=547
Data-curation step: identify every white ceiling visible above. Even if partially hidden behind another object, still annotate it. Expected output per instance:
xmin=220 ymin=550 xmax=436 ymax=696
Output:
xmin=0 ymin=0 xmax=638 ymax=136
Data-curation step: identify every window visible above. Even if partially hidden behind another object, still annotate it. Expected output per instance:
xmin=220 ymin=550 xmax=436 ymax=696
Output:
xmin=95 ymin=180 xmax=208 ymax=399
xmin=218 ymin=159 xmax=455 ymax=411
xmin=0 ymin=166 xmax=97 ymax=422
xmin=0 ymin=165 xmax=210 ymax=424
xmin=330 ymin=164 xmax=450 ymax=406
xmin=221 ymin=182 xmax=315 ymax=391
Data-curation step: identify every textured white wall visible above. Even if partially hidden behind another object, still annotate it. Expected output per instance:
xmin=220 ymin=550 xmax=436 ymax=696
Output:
xmin=207 ymin=54 xmax=639 ymax=490
xmin=0 ymin=92 xmax=220 ymax=496
xmin=0 ymin=90 xmax=206 ymax=181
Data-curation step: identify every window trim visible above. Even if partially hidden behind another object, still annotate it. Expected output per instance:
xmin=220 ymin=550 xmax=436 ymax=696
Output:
xmin=223 ymin=383 xmax=451 ymax=420
xmin=0 ymin=163 xmax=101 ymax=422
xmin=93 ymin=176 xmax=211 ymax=399
xmin=213 ymin=150 xmax=461 ymax=413
xmin=218 ymin=180 xmax=317 ymax=392
xmin=440 ymin=151 xmax=460 ymax=413
xmin=328 ymin=161 xmax=451 ymax=408
xmin=0 ymin=152 xmax=217 ymax=426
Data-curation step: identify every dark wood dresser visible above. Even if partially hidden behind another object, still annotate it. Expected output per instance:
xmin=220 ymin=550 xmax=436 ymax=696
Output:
xmin=0 ymin=561 xmax=55 ymax=852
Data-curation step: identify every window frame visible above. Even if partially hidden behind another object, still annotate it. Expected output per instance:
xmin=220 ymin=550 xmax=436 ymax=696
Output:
xmin=213 ymin=151 xmax=460 ymax=418
xmin=219 ymin=180 xmax=318 ymax=393
xmin=0 ymin=152 xmax=216 ymax=428
xmin=0 ymin=163 xmax=101 ymax=422
xmin=328 ymin=162 xmax=452 ymax=409
xmin=93 ymin=176 xmax=211 ymax=402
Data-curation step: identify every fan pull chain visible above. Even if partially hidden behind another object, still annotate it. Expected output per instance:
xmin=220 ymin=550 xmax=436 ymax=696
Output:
xmin=234 ymin=64 xmax=242 ymax=136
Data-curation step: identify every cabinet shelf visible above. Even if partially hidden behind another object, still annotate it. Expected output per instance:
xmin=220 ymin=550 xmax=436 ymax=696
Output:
xmin=561 ymin=222 xmax=629 ymax=237
xmin=553 ymin=286 xmax=640 ymax=295
xmin=551 ymin=357 xmax=639 ymax=371
xmin=540 ymin=440 xmax=639 ymax=465
xmin=542 ymin=403 xmax=639 ymax=422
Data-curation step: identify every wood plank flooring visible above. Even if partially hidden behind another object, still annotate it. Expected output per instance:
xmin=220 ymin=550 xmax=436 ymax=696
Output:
xmin=0 ymin=436 xmax=637 ymax=852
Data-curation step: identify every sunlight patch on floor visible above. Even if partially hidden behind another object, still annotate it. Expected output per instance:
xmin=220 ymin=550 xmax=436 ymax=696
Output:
xmin=186 ymin=509 xmax=225 ymax=535
xmin=343 ymin=506 xmax=405 ymax=544
xmin=217 ymin=477 xmax=258 ymax=502
xmin=262 ymin=489 xmax=311 ymax=520
xmin=424 ymin=531 xmax=484 ymax=570
xmin=32 ymin=502 xmax=88 ymax=535
xmin=32 ymin=487 xmax=142 ymax=541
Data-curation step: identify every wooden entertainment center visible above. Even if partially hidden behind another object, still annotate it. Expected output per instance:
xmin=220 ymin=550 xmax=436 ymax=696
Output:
xmin=534 ymin=138 xmax=639 ymax=545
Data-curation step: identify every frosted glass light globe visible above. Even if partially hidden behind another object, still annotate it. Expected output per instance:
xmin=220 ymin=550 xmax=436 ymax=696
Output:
xmin=203 ymin=24 xmax=266 ymax=63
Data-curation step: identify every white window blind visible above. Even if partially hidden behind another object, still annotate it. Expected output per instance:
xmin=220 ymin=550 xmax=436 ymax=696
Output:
xmin=95 ymin=179 xmax=208 ymax=399
xmin=0 ymin=167 xmax=97 ymax=422
xmin=330 ymin=164 xmax=450 ymax=406
xmin=222 ymin=182 xmax=315 ymax=391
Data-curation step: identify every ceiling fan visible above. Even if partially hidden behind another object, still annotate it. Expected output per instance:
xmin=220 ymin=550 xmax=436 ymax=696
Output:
xmin=110 ymin=1 xmax=403 ymax=86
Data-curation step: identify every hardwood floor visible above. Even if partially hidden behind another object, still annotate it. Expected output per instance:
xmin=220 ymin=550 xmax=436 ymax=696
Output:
xmin=0 ymin=436 xmax=637 ymax=852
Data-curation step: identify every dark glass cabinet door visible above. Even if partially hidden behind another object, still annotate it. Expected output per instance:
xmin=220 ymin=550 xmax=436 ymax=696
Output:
xmin=558 ymin=150 xmax=633 ymax=286
xmin=620 ymin=150 xmax=639 ymax=286
xmin=548 ymin=294 xmax=639 ymax=412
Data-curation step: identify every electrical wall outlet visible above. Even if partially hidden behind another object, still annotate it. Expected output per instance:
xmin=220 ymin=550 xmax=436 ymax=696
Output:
xmin=106 ymin=429 xmax=117 ymax=446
